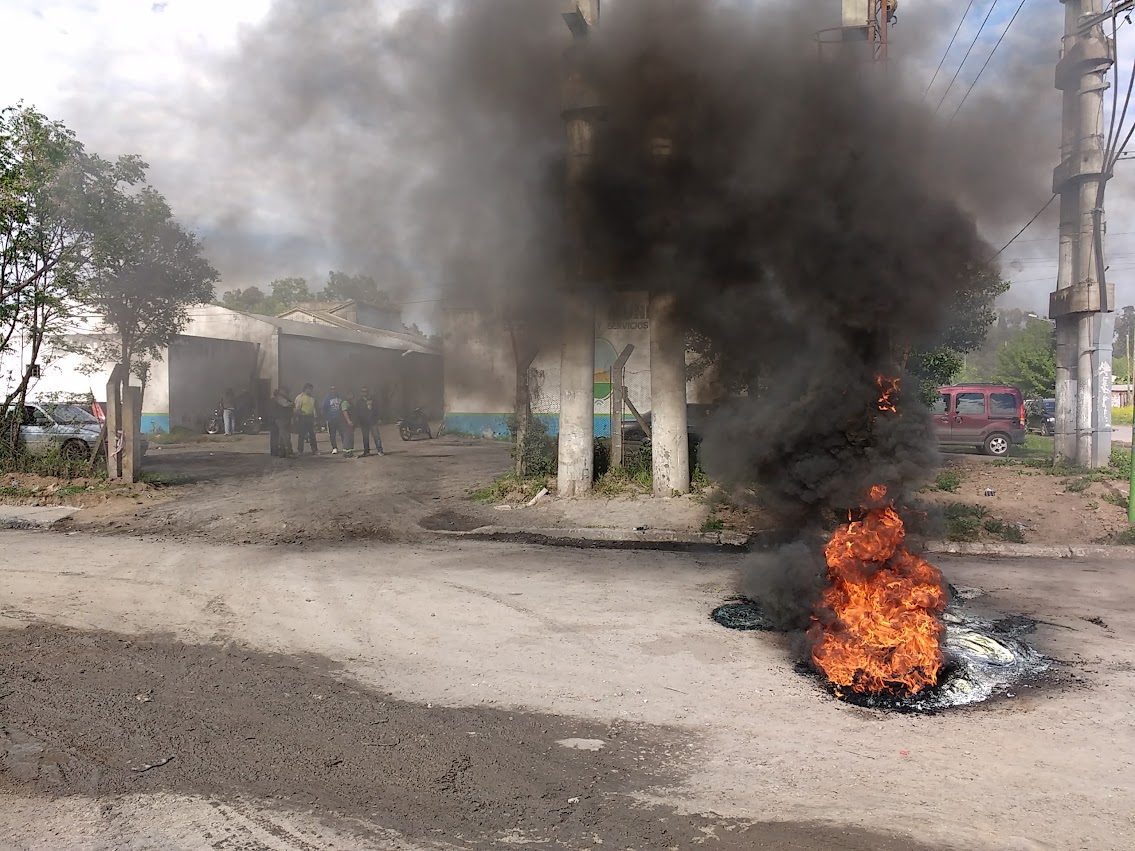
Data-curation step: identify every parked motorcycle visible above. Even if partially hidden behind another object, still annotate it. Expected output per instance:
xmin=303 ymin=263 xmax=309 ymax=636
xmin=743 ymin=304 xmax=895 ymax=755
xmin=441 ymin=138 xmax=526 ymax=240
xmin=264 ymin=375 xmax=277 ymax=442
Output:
xmin=398 ymin=407 xmax=433 ymax=441
xmin=205 ymin=407 xmax=262 ymax=435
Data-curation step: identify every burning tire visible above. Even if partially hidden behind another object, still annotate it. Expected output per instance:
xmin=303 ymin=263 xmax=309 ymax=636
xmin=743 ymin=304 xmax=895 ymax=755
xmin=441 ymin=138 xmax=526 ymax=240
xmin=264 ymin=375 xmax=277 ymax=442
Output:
xmin=983 ymin=432 xmax=1011 ymax=457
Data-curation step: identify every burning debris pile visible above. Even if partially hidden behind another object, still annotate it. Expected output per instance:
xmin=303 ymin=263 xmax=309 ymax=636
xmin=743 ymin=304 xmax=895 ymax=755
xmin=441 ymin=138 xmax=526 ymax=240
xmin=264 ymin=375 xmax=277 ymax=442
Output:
xmin=712 ymin=376 xmax=1049 ymax=711
xmin=809 ymin=483 xmax=948 ymax=698
xmin=712 ymin=590 xmax=1048 ymax=713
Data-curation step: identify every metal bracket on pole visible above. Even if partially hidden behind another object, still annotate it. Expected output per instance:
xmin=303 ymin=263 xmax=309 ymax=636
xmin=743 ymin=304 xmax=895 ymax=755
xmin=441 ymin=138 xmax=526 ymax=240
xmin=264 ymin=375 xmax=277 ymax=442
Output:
xmin=609 ymin=344 xmax=634 ymax=468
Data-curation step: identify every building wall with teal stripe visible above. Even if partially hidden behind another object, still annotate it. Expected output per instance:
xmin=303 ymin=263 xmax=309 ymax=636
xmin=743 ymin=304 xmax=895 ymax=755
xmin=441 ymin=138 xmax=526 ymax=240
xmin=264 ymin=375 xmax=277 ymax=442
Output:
xmin=442 ymin=413 xmax=623 ymax=439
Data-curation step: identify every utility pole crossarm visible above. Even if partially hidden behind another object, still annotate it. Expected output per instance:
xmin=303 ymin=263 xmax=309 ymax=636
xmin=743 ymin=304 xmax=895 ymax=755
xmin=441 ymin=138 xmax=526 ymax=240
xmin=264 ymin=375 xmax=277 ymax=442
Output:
xmin=1080 ymin=1 xmax=1135 ymax=34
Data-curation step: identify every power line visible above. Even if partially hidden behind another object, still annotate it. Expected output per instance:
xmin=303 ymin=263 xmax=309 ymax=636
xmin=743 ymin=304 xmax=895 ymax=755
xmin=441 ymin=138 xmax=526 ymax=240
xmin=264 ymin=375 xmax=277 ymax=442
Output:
xmin=949 ymin=0 xmax=1031 ymax=122
xmin=922 ymin=0 xmax=979 ymax=102
xmin=985 ymin=193 xmax=1057 ymax=265
xmin=935 ymin=0 xmax=1001 ymax=115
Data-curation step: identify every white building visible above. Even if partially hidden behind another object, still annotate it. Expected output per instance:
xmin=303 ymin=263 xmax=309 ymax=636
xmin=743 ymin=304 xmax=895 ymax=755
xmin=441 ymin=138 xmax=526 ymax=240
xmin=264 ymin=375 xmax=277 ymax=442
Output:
xmin=2 ymin=305 xmax=442 ymax=434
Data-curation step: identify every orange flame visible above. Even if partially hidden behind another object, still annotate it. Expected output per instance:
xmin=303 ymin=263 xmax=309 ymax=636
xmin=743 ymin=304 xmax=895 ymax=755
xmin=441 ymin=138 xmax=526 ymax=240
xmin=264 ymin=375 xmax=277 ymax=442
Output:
xmin=808 ymin=377 xmax=947 ymax=696
xmin=876 ymin=375 xmax=900 ymax=413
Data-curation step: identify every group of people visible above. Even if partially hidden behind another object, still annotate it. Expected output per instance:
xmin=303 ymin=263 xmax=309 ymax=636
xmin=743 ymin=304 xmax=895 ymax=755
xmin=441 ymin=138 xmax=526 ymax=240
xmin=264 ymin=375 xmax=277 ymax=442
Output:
xmin=267 ymin=384 xmax=385 ymax=459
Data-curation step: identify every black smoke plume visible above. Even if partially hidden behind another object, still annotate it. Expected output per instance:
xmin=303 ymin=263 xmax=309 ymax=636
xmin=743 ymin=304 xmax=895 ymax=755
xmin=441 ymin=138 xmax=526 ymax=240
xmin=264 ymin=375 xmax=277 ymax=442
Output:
xmin=170 ymin=0 xmax=1051 ymax=612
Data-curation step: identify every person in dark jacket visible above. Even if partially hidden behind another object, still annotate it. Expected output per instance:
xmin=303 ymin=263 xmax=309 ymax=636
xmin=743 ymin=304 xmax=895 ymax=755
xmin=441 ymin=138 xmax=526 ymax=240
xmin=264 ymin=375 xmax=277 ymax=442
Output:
xmin=323 ymin=385 xmax=344 ymax=454
xmin=269 ymin=387 xmax=294 ymax=457
xmin=356 ymin=385 xmax=384 ymax=457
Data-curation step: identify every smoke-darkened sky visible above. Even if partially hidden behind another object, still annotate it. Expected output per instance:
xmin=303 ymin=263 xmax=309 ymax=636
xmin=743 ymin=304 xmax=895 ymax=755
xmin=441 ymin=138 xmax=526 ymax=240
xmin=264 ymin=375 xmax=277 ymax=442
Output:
xmin=3 ymin=0 xmax=1134 ymax=321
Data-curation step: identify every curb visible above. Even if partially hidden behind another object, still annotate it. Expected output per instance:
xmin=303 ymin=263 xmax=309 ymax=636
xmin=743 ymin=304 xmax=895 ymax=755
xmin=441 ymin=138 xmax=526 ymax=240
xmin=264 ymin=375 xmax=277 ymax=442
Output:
xmin=432 ymin=526 xmax=1135 ymax=559
xmin=432 ymin=525 xmax=752 ymax=550
xmin=925 ymin=540 xmax=1135 ymax=560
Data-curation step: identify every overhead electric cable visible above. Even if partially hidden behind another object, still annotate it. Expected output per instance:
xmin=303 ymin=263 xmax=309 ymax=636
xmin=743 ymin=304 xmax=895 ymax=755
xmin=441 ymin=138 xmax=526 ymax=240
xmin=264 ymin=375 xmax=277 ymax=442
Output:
xmin=935 ymin=0 xmax=1001 ymax=114
xmin=949 ymin=0 xmax=1031 ymax=122
xmin=922 ymin=0 xmax=979 ymax=102
xmin=985 ymin=194 xmax=1057 ymax=265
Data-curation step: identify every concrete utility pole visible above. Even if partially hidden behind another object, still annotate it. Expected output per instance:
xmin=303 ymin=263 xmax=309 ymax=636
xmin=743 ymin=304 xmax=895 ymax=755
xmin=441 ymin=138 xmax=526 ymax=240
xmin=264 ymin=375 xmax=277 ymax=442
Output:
xmin=1052 ymin=0 xmax=1116 ymax=468
xmin=558 ymin=0 xmax=601 ymax=496
xmin=649 ymin=293 xmax=690 ymax=495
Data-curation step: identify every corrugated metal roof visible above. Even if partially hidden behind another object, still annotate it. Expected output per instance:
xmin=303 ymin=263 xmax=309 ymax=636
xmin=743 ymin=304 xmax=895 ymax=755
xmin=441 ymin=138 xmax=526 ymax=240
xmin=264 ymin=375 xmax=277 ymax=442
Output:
xmin=184 ymin=305 xmax=440 ymax=356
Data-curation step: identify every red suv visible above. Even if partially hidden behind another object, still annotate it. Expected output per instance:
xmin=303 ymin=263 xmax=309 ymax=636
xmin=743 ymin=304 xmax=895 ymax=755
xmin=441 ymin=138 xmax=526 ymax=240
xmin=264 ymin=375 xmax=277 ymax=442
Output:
xmin=932 ymin=384 xmax=1026 ymax=456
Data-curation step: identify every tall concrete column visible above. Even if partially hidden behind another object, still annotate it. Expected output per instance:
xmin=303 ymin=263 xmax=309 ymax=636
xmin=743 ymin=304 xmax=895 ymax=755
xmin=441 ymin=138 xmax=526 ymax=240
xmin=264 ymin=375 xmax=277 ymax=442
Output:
xmin=1052 ymin=0 xmax=1114 ymax=467
xmin=557 ymin=0 xmax=601 ymax=496
xmin=558 ymin=296 xmax=595 ymax=495
xmin=649 ymin=293 xmax=689 ymax=496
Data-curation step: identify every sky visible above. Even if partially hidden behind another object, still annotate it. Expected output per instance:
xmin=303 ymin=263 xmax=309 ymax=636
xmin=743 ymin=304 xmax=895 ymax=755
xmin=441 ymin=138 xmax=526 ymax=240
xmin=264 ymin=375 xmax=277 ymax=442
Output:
xmin=2 ymin=0 xmax=1135 ymax=319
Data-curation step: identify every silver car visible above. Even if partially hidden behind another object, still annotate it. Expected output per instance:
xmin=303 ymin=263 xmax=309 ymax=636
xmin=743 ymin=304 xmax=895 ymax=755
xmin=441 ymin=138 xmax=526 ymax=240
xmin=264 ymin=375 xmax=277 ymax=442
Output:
xmin=19 ymin=403 xmax=105 ymax=461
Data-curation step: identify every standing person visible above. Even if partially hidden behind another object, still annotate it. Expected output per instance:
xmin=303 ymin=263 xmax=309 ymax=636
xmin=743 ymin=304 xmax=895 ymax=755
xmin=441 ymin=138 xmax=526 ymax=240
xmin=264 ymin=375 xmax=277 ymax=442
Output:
xmin=221 ymin=388 xmax=237 ymax=436
xmin=338 ymin=392 xmax=356 ymax=457
xmin=323 ymin=385 xmax=344 ymax=455
xmin=293 ymin=383 xmax=319 ymax=455
xmin=270 ymin=387 xmax=294 ymax=457
xmin=357 ymin=385 xmax=384 ymax=457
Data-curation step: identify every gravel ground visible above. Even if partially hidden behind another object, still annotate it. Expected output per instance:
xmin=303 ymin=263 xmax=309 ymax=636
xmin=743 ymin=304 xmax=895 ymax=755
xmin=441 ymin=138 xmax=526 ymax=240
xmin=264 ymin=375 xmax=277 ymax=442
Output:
xmin=1 ymin=532 xmax=1132 ymax=850
xmin=62 ymin=431 xmax=514 ymax=546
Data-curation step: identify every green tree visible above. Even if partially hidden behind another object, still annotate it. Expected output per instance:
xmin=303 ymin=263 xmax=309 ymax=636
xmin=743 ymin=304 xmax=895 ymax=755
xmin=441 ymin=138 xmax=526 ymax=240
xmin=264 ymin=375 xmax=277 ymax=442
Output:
xmin=1 ymin=105 xmax=133 ymax=422
xmin=1114 ymin=305 xmax=1134 ymax=351
xmin=85 ymin=180 xmax=219 ymax=371
xmin=268 ymin=276 xmax=311 ymax=309
xmin=220 ymin=285 xmax=269 ymax=313
xmin=219 ymin=277 xmax=312 ymax=316
xmin=993 ymin=316 xmax=1056 ymax=398
xmin=906 ymin=267 xmax=1009 ymax=401
xmin=324 ymin=271 xmax=397 ymax=308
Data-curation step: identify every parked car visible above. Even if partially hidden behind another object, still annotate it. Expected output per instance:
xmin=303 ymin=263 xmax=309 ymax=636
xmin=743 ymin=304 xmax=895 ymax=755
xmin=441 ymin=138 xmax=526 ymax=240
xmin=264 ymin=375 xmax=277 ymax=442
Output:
xmin=1025 ymin=398 xmax=1056 ymax=436
xmin=932 ymin=384 xmax=1026 ymax=456
xmin=9 ymin=403 xmax=148 ymax=460
xmin=15 ymin=403 xmax=105 ymax=461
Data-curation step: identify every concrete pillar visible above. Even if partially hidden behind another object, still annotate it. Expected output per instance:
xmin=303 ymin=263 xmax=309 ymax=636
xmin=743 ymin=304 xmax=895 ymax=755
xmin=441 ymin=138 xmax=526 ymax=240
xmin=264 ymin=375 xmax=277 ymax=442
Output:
xmin=123 ymin=385 xmax=142 ymax=483
xmin=649 ymin=293 xmax=689 ymax=496
xmin=557 ymin=0 xmax=601 ymax=496
xmin=1054 ymin=192 xmax=1077 ymax=463
xmin=558 ymin=295 xmax=595 ymax=495
xmin=1052 ymin=0 xmax=1114 ymax=467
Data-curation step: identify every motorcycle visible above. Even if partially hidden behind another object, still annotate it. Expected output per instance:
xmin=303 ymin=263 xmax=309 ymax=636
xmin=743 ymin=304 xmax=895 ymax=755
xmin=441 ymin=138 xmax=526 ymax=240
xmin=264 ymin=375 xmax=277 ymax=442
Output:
xmin=398 ymin=407 xmax=434 ymax=441
xmin=206 ymin=407 xmax=263 ymax=435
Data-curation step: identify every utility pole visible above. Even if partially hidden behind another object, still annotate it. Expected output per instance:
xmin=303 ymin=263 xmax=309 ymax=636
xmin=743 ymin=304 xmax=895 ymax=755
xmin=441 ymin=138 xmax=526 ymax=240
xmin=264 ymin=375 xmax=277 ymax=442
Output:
xmin=557 ymin=0 xmax=601 ymax=495
xmin=1052 ymin=0 xmax=1116 ymax=468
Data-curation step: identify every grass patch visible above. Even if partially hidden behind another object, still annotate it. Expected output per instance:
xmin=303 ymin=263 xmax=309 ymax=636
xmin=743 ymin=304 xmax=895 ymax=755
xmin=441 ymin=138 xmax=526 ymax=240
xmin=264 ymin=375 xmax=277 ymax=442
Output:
xmin=931 ymin=469 xmax=962 ymax=493
xmin=1102 ymin=490 xmax=1130 ymax=511
xmin=996 ymin=443 xmax=1128 ymax=482
xmin=1113 ymin=407 xmax=1133 ymax=426
xmin=981 ymin=517 xmax=1026 ymax=543
xmin=593 ymin=465 xmax=652 ymax=496
xmin=0 ymin=444 xmax=105 ymax=480
xmin=1102 ymin=526 xmax=1135 ymax=545
xmin=701 ymin=518 xmax=725 ymax=532
xmin=1064 ymin=477 xmax=1092 ymax=493
xmin=943 ymin=502 xmax=1025 ymax=543
xmin=468 ymin=472 xmax=548 ymax=504
xmin=944 ymin=503 xmax=989 ymax=542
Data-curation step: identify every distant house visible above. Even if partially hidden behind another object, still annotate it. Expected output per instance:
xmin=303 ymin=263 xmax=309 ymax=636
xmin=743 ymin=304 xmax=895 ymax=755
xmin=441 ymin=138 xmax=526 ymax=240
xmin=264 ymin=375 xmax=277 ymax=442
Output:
xmin=1114 ymin=383 xmax=1133 ymax=408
